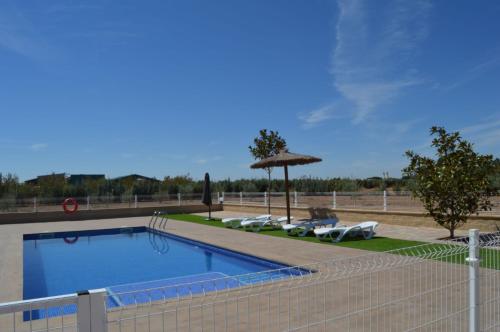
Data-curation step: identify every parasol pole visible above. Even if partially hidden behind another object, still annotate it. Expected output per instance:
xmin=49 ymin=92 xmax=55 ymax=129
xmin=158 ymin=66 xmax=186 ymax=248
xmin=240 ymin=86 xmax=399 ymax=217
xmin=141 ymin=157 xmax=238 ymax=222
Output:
xmin=284 ymin=164 xmax=291 ymax=224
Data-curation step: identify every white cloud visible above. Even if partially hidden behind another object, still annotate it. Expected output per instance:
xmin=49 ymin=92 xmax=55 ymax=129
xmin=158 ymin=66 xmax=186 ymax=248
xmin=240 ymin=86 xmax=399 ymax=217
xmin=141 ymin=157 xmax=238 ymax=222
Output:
xmin=164 ymin=154 xmax=187 ymax=160
xmin=365 ymin=117 xmax=424 ymax=144
xmin=332 ymin=0 xmax=431 ymax=123
xmin=45 ymin=3 xmax=102 ymax=14
xmin=336 ymin=80 xmax=420 ymax=123
xmin=474 ymin=130 xmax=500 ymax=148
xmin=414 ymin=116 xmax=500 ymax=154
xmin=31 ymin=143 xmax=48 ymax=151
xmin=460 ymin=116 xmax=500 ymax=148
xmin=194 ymin=156 xmax=222 ymax=164
xmin=120 ymin=153 xmax=134 ymax=159
xmin=0 ymin=3 xmax=51 ymax=61
xmin=299 ymin=103 xmax=340 ymax=129
xmin=208 ymin=140 xmax=220 ymax=146
xmin=392 ymin=118 xmax=422 ymax=135
xmin=441 ymin=56 xmax=500 ymax=92
xmin=461 ymin=118 xmax=500 ymax=135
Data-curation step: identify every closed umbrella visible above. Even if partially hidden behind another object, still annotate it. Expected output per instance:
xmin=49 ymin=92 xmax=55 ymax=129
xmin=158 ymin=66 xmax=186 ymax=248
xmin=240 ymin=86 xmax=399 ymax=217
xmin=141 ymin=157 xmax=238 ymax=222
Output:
xmin=201 ymin=172 xmax=213 ymax=220
xmin=250 ymin=149 xmax=322 ymax=224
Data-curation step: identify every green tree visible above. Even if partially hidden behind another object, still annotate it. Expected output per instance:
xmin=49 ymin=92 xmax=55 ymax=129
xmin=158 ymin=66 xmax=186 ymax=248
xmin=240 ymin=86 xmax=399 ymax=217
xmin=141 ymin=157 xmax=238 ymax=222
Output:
xmin=248 ymin=129 xmax=287 ymax=214
xmin=38 ymin=173 xmax=67 ymax=198
xmin=403 ymin=126 xmax=497 ymax=238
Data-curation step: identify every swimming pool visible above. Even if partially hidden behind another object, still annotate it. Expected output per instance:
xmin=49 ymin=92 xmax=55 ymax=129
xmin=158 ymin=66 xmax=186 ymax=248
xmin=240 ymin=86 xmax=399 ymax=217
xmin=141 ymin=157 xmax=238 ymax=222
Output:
xmin=24 ymin=227 xmax=307 ymax=318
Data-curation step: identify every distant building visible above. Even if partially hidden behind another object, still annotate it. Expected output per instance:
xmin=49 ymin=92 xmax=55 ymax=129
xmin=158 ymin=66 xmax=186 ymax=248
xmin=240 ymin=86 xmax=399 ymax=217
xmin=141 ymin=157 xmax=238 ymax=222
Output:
xmin=68 ymin=174 xmax=105 ymax=186
xmin=25 ymin=173 xmax=107 ymax=186
xmin=25 ymin=173 xmax=66 ymax=185
xmin=112 ymin=174 xmax=160 ymax=183
xmin=25 ymin=173 xmax=160 ymax=186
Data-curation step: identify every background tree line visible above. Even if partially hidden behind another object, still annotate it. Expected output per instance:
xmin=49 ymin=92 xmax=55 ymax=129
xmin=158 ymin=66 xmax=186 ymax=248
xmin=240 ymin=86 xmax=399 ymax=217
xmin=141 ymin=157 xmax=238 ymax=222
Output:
xmin=0 ymin=172 xmax=498 ymax=200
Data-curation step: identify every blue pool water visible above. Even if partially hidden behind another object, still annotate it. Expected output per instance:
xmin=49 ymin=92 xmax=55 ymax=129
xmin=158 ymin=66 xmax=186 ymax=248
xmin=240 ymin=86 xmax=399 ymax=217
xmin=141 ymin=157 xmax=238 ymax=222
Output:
xmin=24 ymin=227 xmax=306 ymax=318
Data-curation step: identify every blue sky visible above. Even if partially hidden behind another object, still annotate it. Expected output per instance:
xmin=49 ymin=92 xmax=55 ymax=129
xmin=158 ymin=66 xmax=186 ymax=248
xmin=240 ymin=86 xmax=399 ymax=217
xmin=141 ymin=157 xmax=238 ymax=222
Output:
xmin=1 ymin=0 xmax=499 ymax=181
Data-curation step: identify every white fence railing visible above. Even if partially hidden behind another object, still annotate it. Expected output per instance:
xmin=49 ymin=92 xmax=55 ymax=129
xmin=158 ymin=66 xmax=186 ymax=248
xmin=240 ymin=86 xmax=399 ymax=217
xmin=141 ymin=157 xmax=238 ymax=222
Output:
xmin=1 ymin=230 xmax=499 ymax=331
xmin=1 ymin=191 xmax=499 ymax=215
xmin=0 ymin=289 xmax=109 ymax=332
xmin=221 ymin=191 xmax=500 ymax=216
xmin=0 ymin=193 xmax=212 ymax=214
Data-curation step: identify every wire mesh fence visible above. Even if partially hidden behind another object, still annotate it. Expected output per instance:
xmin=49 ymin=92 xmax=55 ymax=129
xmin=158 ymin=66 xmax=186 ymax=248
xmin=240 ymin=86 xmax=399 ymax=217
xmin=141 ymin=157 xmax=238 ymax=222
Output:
xmin=103 ymin=230 xmax=500 ymax=332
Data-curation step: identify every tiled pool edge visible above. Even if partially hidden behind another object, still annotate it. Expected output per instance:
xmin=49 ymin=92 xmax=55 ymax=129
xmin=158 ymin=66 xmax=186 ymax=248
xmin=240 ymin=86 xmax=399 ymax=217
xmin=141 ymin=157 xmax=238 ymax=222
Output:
xmin=148 ymin=227 xmax=314 ymax=272
xmin=23 ymin=225 xmax=315 ymax=274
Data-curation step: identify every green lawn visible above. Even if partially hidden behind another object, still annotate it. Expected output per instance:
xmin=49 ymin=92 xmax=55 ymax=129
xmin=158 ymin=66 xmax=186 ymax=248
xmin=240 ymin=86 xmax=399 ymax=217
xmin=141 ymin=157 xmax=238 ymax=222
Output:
xmin=166 ymin=214 xmax=426 ymax=252
xmin=166 ymin=214 xmax=500 ymax=269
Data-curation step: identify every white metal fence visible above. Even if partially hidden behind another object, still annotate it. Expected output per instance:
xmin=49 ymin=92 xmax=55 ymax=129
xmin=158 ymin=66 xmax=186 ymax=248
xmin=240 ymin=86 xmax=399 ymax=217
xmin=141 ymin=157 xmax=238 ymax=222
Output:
xmin=1 ymin=230 xmax=499 ymax=331
xmin=1 ymin=191 xmax=499 ymax=216
xmin=0 ymin=288 xmax=113 ymax=332
xmin=0 ymin=193 xmax=212 ymax=214
xmin=221 ymin=191 xmax=500 ymax=216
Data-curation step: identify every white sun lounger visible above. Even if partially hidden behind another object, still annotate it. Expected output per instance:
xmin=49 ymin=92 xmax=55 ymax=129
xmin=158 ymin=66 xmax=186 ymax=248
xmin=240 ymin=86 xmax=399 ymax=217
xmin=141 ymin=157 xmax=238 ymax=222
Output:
xmin=282 ymin=217 xmax=338 ymax=237
xmin=241 ymin=216 xmax=291 ymax=232
xmin=313 ymin=221 xmax=379 ymax=242
xmin=222 ymin=214 xmax=271 ymax=229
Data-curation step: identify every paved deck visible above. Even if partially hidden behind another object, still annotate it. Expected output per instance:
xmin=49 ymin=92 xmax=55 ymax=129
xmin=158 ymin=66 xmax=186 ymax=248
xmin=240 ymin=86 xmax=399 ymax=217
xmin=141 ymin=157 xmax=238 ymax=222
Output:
xmin=0 ymin=216 xmax=498 ymax=331
xmin=0 ymin=215 xmax=365 ymax=304
xmin=0 ymin=212 xmax=469 ymax=303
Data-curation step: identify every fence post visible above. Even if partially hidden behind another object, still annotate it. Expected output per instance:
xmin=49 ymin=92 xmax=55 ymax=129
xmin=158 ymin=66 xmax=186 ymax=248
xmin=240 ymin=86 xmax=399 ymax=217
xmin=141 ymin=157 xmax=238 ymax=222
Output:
xmin=294 ymin=191 xmax=298 ymax=208
xmin=383 ymin=190 xmax=387 ymax=211
xmin=33 ymin=197 xmax=37 ymax=213
xmin=86 ymin=196 xmax=90 ymax=210
xmin=177 ymin=193 xmax=181 ymax=206
xmin=467 ymin=229 xmax=480 ymax=332
xmin=333 ymin=191 xmax=336 ymax=209
xmin=264 ymin=191 xmax=267 ymax=206
xmin=240 ymin=192 xmax=243 ymax=205
xmin=217 ymin=192 xmax=220 ymax=204
xmin=134 ymin=194 xmax=138 ymax=208
xmin=77 ymin=289 xmax=108 ymax=332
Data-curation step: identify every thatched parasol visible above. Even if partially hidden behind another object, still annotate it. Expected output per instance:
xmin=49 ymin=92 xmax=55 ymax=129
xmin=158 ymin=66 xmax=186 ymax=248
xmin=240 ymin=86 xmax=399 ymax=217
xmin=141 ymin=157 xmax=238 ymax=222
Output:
xmin=250 ymin=149 xmax=322 ymax=224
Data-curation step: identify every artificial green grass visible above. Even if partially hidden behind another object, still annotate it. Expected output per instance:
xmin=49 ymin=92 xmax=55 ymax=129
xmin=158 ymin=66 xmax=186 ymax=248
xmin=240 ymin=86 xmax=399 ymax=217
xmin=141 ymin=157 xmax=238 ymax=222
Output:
xmin=167 ymin=214 xmax=426 ymax=252
xmin=166 ymin=214 xmax=500 ymax=269
xmin=167 ymin=214 xmax=226 ymax=227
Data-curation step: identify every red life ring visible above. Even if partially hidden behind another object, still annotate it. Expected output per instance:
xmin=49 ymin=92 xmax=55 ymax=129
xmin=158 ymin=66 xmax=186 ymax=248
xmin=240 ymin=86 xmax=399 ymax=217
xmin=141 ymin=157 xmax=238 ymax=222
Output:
xmin=63 ymin=236 xmax=79 ymax=244
xmin=62 ymin=198 xmax=78 ymax=214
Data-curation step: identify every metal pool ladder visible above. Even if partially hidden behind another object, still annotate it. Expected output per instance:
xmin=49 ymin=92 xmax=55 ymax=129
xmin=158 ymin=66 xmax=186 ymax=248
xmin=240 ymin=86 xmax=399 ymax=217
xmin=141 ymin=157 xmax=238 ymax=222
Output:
xmin=149 ymin=210 xmax=168 ymax=230
xmin=148 ymin=230 xmax=170 ymax=254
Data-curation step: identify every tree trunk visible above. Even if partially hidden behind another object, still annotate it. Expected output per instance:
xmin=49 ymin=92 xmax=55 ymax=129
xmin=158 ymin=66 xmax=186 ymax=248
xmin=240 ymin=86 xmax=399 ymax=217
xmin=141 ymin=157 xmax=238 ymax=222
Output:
xmin=267 ymin=170 xmax=271 ymax=215
xmin=449 ymin=227 xmax=455 ymax=239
